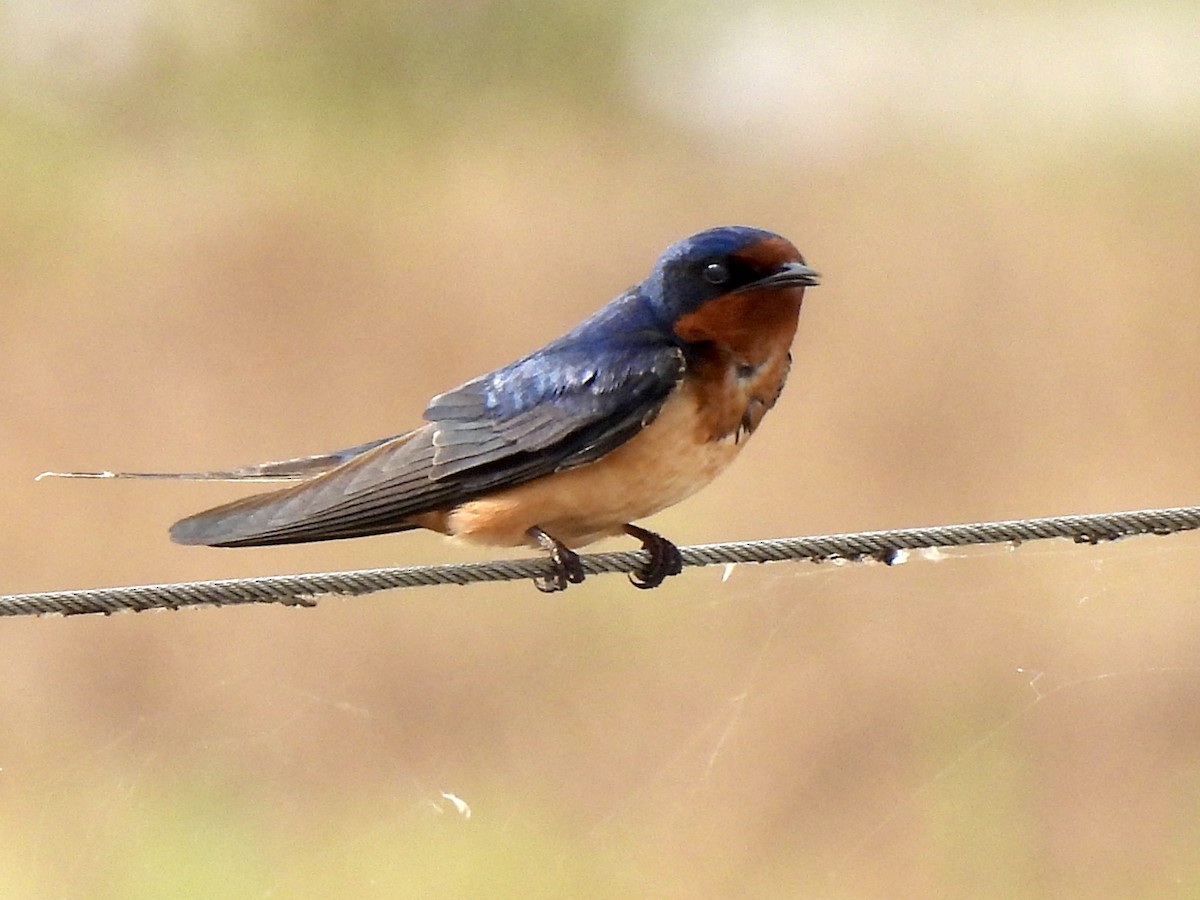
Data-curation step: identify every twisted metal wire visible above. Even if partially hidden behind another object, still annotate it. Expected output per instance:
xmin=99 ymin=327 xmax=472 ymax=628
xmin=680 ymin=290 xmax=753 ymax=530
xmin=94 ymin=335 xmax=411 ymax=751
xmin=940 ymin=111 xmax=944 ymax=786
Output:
xmin=3 ymin=505 xmax=1199 ymax=618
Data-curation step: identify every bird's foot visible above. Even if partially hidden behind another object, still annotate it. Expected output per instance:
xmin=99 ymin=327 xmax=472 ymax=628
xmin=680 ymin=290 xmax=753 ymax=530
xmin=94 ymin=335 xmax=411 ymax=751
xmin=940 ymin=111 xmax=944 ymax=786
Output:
xmin=623 ymin=524 xmax=684 ymax=589
xmin=527 ymin=526 xmax=586 ymax=593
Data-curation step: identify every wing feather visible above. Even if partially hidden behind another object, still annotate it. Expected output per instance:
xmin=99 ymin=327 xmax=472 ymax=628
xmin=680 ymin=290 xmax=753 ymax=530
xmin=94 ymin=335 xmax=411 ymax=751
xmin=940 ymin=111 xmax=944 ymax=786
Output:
xmin=171 ymin=299 xmax=685 ymax=547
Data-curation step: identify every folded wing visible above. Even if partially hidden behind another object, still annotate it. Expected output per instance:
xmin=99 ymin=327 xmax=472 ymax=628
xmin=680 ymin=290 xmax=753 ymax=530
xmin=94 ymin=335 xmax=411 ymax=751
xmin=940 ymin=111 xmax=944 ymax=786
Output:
xmin=170 ymin=333 xmax=683 ymax=547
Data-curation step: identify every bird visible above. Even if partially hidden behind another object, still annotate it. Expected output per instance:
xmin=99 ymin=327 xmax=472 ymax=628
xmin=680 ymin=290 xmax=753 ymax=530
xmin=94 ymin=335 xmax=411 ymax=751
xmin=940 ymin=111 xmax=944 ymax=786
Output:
xmin=59 ymin=226 xmax=819 ymax=591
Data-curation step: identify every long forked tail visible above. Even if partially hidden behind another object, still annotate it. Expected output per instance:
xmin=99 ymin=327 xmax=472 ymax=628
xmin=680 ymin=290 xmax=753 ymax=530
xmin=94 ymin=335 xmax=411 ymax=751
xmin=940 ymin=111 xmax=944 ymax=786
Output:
xmin=34 ymin=435 xmax=400 ymax=484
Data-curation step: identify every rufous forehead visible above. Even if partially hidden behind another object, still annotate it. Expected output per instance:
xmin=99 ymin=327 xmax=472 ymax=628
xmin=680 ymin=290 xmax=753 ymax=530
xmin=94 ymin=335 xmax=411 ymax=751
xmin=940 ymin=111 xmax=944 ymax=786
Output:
xmin=732 ymin=236 xmax=804 ymax=268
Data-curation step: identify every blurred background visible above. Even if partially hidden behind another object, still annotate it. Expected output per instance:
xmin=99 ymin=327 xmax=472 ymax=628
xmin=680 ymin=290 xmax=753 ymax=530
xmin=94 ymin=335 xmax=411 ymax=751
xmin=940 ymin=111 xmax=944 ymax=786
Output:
xmin=4 ymin=0 xmax=1200 ymax=896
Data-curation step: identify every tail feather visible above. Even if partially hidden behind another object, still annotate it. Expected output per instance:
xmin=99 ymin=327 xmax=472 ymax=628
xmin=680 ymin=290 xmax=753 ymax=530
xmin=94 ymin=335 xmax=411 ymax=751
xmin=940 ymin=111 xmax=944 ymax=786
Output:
xmin=167 ymin=428 xmax=445 ymax=547
xmin=35 ymin=435 xmax=399 ymax=484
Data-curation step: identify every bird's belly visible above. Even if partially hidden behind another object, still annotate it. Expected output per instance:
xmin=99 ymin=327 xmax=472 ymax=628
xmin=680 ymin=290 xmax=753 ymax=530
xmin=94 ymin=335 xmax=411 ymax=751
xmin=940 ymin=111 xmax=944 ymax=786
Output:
xmin=439 ymin=384 xmax=745 ymax=549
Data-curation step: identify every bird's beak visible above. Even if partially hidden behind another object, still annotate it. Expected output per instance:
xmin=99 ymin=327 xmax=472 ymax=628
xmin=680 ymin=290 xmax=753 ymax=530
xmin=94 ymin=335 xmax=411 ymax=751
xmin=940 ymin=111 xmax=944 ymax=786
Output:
xmin=736 ymin=261 xmax=820 ymax=292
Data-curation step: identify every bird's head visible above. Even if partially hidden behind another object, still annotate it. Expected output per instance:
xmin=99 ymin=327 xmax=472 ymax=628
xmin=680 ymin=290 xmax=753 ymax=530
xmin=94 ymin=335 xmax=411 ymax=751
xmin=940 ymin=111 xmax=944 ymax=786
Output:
xmin=643 ymin=226 xmax=819 ymax=352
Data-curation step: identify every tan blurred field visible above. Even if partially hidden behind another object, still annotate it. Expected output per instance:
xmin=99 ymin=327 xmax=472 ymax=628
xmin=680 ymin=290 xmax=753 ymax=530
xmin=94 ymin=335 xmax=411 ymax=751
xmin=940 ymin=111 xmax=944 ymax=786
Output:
xmin=4 ymin=3 xmax=1200 ymax=897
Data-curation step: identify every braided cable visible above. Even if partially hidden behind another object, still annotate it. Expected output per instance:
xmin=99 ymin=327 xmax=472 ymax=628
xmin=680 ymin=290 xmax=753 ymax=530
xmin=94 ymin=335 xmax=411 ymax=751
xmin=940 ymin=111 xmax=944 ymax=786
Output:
xmin=3 ymin=505 xmax=1198 ymax=617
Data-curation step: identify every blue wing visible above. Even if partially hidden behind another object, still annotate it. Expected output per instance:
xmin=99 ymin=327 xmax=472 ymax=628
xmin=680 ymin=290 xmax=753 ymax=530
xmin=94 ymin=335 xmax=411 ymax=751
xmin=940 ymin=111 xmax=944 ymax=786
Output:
xmin=170 ymin=292 xmax=683 ymax=546
xmin=425 ymin=331 xmax=682 ymax=483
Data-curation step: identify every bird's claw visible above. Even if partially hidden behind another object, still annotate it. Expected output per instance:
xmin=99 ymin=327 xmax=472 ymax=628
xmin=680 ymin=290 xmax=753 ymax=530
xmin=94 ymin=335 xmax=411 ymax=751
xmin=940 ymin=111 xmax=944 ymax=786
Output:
xmin=535 ymin=545 xmax=586 ymax=593
xmin=623 ymin=524 xmax=684 ymax=589
xmin=528 ymin=526 xmax=586 ymax=593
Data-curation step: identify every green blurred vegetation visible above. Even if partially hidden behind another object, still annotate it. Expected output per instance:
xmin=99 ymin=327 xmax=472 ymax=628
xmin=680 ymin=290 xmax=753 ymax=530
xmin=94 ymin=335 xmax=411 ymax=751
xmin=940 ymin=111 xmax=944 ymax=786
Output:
xmin=3 ymin=0 xmax=634 ymax=263
xmin=1 ymin=773 xmax=630 ymax=898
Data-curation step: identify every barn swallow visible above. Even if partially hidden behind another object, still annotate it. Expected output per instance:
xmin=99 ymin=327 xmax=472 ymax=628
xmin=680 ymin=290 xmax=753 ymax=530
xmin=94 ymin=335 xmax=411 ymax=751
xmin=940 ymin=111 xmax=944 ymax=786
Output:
xmin=61 ymin=226 xmax=818 ymax=591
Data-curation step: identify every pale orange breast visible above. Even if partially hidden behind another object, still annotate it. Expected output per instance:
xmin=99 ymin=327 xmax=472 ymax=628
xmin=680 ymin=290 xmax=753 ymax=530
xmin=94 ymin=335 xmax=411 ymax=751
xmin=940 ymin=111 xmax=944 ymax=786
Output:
xmin=436 ymin=378 xmax=748 ymax=549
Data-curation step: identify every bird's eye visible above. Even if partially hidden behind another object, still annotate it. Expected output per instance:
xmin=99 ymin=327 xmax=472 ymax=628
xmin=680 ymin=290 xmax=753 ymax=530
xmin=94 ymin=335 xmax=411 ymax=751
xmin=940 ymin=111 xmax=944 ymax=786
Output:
xmin=703 ymin=262 xmax=730 ymax=285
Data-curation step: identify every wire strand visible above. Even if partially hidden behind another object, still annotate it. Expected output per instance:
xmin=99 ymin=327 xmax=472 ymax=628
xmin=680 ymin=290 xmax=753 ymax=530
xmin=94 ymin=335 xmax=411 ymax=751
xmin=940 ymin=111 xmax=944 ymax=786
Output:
xmin=3 ymin=505 xmax=1199 ymax=617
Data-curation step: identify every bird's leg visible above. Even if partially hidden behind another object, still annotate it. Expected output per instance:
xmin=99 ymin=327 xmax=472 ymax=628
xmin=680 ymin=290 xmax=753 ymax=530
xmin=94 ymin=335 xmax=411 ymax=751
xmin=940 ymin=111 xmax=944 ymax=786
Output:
xmin=623 ymin=524 xmax=684 ymax=589
xmin=527 ymin=526 xmax=586 ymax=593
